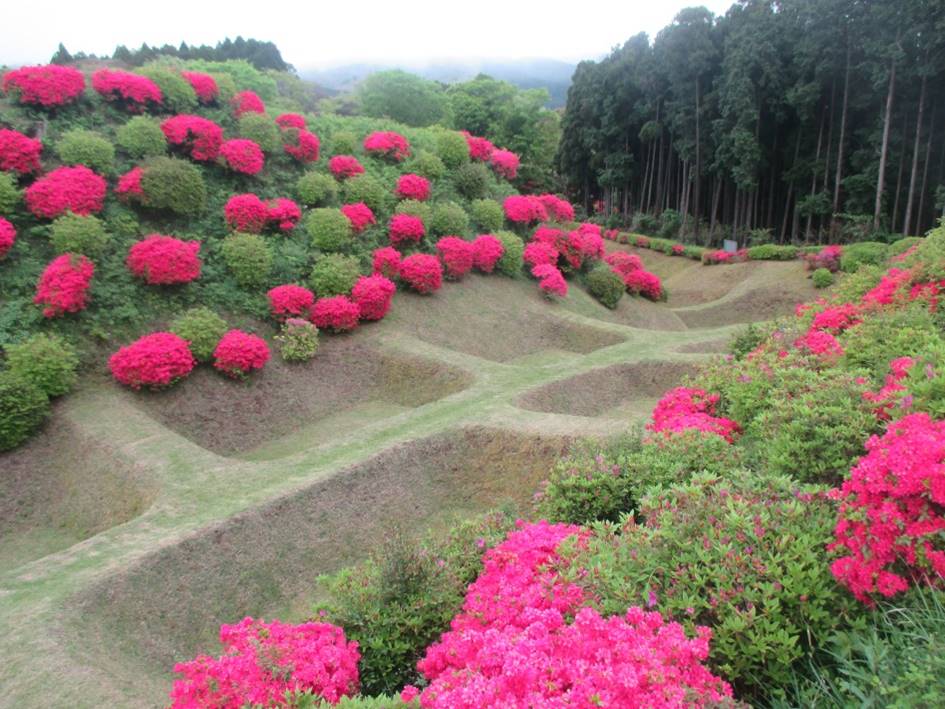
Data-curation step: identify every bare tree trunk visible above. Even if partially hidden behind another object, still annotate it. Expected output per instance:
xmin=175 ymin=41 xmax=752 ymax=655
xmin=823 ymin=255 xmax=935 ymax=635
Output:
xmin=807 ymin=106 xmax=826 ymax=240
xmin=874 ymin=56 xmax=897 ymax=231
xmin=709 ymin=176 xmax=722 ymax=242
xmin=892 ymin=114 xmax=908 ymax=231
xmin=783 ymin=129 xmax=802 ymax=242
xmin=918 ymin=105 xmax=936 ymax=235
xmin=904 ymin=73 xmax=927 ymax=236
xmin=694 ymin=77 xmax=702 ymax=238
xmin=833 ymin=42 xmax=852 ymax=228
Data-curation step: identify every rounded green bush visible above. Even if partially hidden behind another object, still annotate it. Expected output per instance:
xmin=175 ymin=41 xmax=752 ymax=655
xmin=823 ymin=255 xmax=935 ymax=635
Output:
xmin=140 ymin=156 xmax=207 ymax=217
xmin=49 ymin=213 xmax=110 ymax=257
xmin=429 ymin=201 xmax=469 ymax=237
xmin=307 ymin=208 xmax=353 ymax=252
xmin=0 ymin=371 xmax=49 ymax=451
xmin=435 ymin=130 xmax=470 ymax=169
xmin=494 ymin=231 xmax=524 ymax=276
xmin=746 ymin=244 xmax=799 ymax=261
xmin=136 ymin=66 xmax=197 ymax=113
xmin=585 ymin=263 xmax=624 ymax=309
xmin=452 ymin=162 xmax=491 ymax=199
xmin=888 ymin=235 xmax=923 ymax=257
xmin=840 ymin=241 xmax=889 ymax=273
xmin=395 ymin=199 xmax=432 ymax=226
xmin=343 ymin=174 xmax=389 ymax=213
xmin=0 ymin=172 xmax=22 ymax=215
xmin=237 ymin=112 xmax=281 ymax=153
xmin=469 ymin=199 xmax=504 ymax=232
xmin=296 ymin=171 xmax=338 ymax=207
xmin=812 ymin=267 xmax=834 ymax=288
xmin=6 ymin=333 xmax=79 ymax=398
xmin=309 ymin=254 xmax=361 ymax=297
xmin=210 ymin=72 xmax=237 ymax=104
xmin=411 ymin=150 xmax=445 ymax=180
xmin=116 ymin=116 xmax=167 ymax=158
xmin=170 ymin=307 xmax=228 ymax=362
xmin=276 ymin=319 xmax=319 ymax=362
xmin=221 ymin=232 xmax=272 ymax=289
xmin=55 ymin=129 xmax=115 ymax=174
xmin=331 ymin=131 xmax=357 ymax=155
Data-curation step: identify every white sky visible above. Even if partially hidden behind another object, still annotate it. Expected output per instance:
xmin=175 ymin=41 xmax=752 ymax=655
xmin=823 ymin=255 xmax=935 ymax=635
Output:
xmin=1 ymin=0 xmax=736 ymax=69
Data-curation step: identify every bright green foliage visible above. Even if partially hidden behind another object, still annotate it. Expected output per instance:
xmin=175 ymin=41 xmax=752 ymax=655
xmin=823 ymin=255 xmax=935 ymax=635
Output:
xmin=140 ymin=157 xmax=207 ymax=216
xmin=0 ymin=371 xmax=49 ymax=452
xmin=0 ymin=172 xmax=22 ymax=215
xmin=116 ymin=116 xmax=167 ymax=158
xmin=435 ymin=131 xmax=470 ymax=169
xmin=309 ymin=254 xmax=361 ymax=297
xmin=728 ymin=323 xmax=766 ymax=359
xmin=331 ymin=131 xmax=357 ymax=155
xmin=136 ymin=66 xmax=198 ymax=112
xmin=747 ymin=244 xmax=798 ymax=260
xmin=358 ymin=70 xmax=448 ymax=128
xmin=49 ymin=213 xmax=110 ymax=257
xmin=494 ymin=231 xmax=524 ymax=276
xmin=832 ymin=264 xmax=884 ymax=302
xmin=296 ymin=171 xmax=338 ymax=207
xmin=888 ymin=236 xmax=923 ymax=257
xmin=452 ymin=162 xmax=491 ymax=200
xmin=658 ymin=209 xmax=682 ymax=238
xmin=286 ymin=694 xmax=403 ymax=708
xmin=840 ymin=242 xmax=889 ymax=273
xmin=395 ymin=199 xmax=432 ymax=226
xmin=841 ymin=304 xmax=944 ymax=381
xmin=237 ymin=112 xmax=280 ymax=153
xmin=221 ymin=232 xmax=272 ymax=289
xmin=316 ymin=511 xmax=515 ymax=695
xmin=812 ymin=268 xmax=834 ymax=288
xmin=469 ymin=199 xmax=503 ymax=232
xmin=410 ymin=150 xmax=445 ymax=180
xmin=343 ymin=174 xmax=389 ymax=213
xmin=210 ymin=72 xmax=237 ymax=103
xmin=170 ymin=307 xmax=228 ymax=362
xmin=904 ymin=342 xmax=945 ymax=418
xmin=276 ymin=319 xmax=319 ymax=362
xmin=585 ymin=264 xmax=624 ymax=309
xmin=306 ymin=208 xmax=353 ymax=252
xmin=55 ymin=129 xmax=115 ymax=174
xmin=182 ymin=59 xmax=277 ymax=100
xmin=6 ymin=333 xmax=79 ymax=397
xmin=429 ymin=201 xmax=469 ymax=237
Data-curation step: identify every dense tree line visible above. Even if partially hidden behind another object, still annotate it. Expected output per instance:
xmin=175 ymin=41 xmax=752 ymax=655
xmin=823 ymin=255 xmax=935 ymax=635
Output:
xmin=557 ymin=0 xmax=945 ymax=243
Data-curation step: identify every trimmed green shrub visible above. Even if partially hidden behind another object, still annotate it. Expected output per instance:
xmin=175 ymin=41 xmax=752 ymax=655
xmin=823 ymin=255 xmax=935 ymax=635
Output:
xmin=747 ymin=244 xmax=799 ymax=261
xmin=309 ymin=254 xmax=361 ymax=297
xmin=435 ymin=130 xmax=469 ymax=169
xmin=888 ymin=235 xmax=923 ymax=257
xmin=136 ymin=66 xmax=197 ymax=112
xmin=494 ymin=230 xmax=524 ymax=276
xmin=55 ymin=129 xmax=115 ymax=173
xmin=140 ymin=156 xmax=206 ymax=216
xmin=832 ymin=263 xmax=884 ymax=302
xmin=840 ymin=303 xmax=944 ymax=382
xmin=728 ymin=323 xmax=766 ymax=360
xmin=237 ymin=112 xmax=280 ymax=153
xmin=49 ymin=213 xmax=110 ymax=256
xmin=331 ymin=131 xmax=356 ymax=155
xmin=103 ymin=205 xmax=140 ymax=239
xmin=840 ymin=241 xmax=889 ymax=273
xmin=451 ymin=162 xmax=491 ymax=199
xmin=429 ymin=201 xmax=469 ymax=237
xmin=0 ymin=172 xmax=22 ymax=215
xmin=210 ymin=72 xmax=237 ymax=104
xmin=683 ymin=245 xmax=706 ymax=260
xmin=221 ymin=232 xmax=272 ymax=288
xmin=306 ymin=208 xmax=353 ymax=252
xmin=0 ymin=371 xmax=49 ymax=451
xmin=116 ymin=116 xmax=167 ymax=158
xmin=411 ymin=150 xmax=445 ymax=180
xmin=585 ymin=263 xmax=624 ymax=309
xmin=812 ymin=267 xmax=834 ymax=288
xmin=469 ymin=199 xmax=503 ymax=232
xmin=276 ymin=319 xmax=319 ymax=362
xmin=343 ymin=174 xmax=389 ymax=213
xmin=395 ymin=199 xmax=432 ymax=225
xmin=296 ymin=171 xmax=338 ymax=207
xmin=170 ymin=307 xmax=228 ymax=362
xmin=6 ymin=333 xmax=79 ymax=397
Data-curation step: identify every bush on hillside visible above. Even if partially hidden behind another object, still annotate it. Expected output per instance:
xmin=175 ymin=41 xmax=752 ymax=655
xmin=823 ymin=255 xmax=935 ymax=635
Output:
xmin=25 ymin=166 xmax=107 ymax=219
xmin=471 ymin=234 xmax=504 ymax=273
xmin=170 ymin=307 xmax=228 ymax=362
xmin=296 ymin=171 xmax=338 ymax=207
xmin=398 ymin=254 xmax=442 ymax=294
xmin=746 ymin=244 xmax=798 ymax=261
xmin=351 ymin=275 xmax=396 ymax=321
xmin=221 ymin=232 xmax=272 ymax=288
xmin=212 ymin=330 xmax=270 ymax=378
xmin=585 ymin=263 xmax=624 ymax=309
xmin=411 ymin=150 xmax=445 ymax=179
xmin=1 ymin=64 xmax=85 ymax=108
xmin=307 ymin=208 xmax=353 ymax=252
xmin=92 ymin=69 xmax=162 ymax=111
xmin=0 ymin=217 xmax=14 ymax=259
xmin=435 ymin=131 xmax=469 ymax=169
xmin=219 ymin=138 xmax=265 ymax=175
xmin=181 ymin=71 xmax=219 ymax=103
xmin=127 ymin=235 xmax=202 ymax=285
xmin=309 ymin=254 xmax=361 ymax=297
xmin=108 ymin=332 xmax=195 ymax=389
xmin=340 ymin=202 xmax=376 ymax=233
xmin=812 ymin=267 xmax=834 ymax=288
xmin=116 ymin=116 xmax=167 ymax=158
xmin=237 ymin=112 xmax=280 ymax=153
xmin=268 ymin=284 xmax=315 ymax=321
xmin=329 ymin=155 xmax=365 ymax=180
xmin=161 ymin=115 xmax=224 ymax=161
xmin=372 ymin=247 xmax=401 ymax=279
xmin=139 ymin=157 xmax=207 ymax=216
xmin=55 ymin=129 xmax=115 ymax=173
xmin=494 ymin=231 xmax=524 ymax=277
xmin=395 ymin=173 xmax=431 ymax=202
xmin=136 ymin=66 xmax=197 ymax=112
xmin=49 ymin=213 xmax=110 ymax=257
xmin=395 ymin=199 xmax=432 ymax=225
xmin=276 ymin=318 xmax=319 ymax=362
xmin=0 ymin=371 xmax=49 ymax=451
xmin=342 ymin=174 xmax=388 ymax=213
xmin=6 ymin=333 xmax=79 ymax=398
xmin=0 ymin=172 xmax=21 ymax=215
xmin=331 ymin=131 xmax=357 ymax=155
xmin=469 ymin=199 xmax=504 ymax=232
xmin=34 ymin=253 xmax=94 ymax=317
xmin=841 ymin=241 xmax=889 ymax=273
xmin=310 ymin=296 xmax=360 ymax=333
xmin=429 ymin=201 xmax=469 ymax=238
xmin=436 ymin=237 xmax=475 ymax=279
xmin=452 ymin=162 xmax=491 ymax=199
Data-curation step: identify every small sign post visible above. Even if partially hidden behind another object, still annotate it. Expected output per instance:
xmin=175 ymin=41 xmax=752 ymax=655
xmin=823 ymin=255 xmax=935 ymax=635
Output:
xmin=723 ymin=239 xmax=738 ymax=253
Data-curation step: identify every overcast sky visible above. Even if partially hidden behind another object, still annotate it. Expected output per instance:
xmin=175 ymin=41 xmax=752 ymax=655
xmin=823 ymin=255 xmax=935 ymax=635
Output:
xmin=2 ymin=0 xmax=736 ymax=69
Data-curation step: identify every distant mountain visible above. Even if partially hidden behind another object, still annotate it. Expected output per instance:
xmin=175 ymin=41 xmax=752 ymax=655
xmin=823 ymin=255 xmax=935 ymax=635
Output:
xmin=299 ymin=59 xmax=576 ymax=108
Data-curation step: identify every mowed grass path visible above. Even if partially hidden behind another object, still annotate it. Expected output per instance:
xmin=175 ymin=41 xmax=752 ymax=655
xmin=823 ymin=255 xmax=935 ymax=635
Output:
xmin=0 ymin=250 xmax=816 ymax=707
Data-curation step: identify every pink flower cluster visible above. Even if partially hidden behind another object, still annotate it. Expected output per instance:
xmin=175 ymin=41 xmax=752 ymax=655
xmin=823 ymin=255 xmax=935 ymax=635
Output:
xmin=180 ymin=71 xmax=218 ymax=103
xmin=702 ymin=250 xmax=736 ymax=265
xmin=116 ymin=166 xmax=144 ymax=200
xmin=170 ymin=617 xmax=359 ymax=708
xmin=341 ymin=202 xmax=376 ymax=233
xmin=537 ymin=194 xmax=575 ymax=222
xmin=267 ymin=197 xmax=302 ymax=232
xmin=161 ymin=115 xmax=223 ymax=161
xmin=328 ymin=155 xmax=365 ymax=180
xmin=531 ymin=264 xmax=568 ymax=297
xmin=2 ymin=64 xmax=85 ymax=108
xmin=283 ymin=127 xmax=321 ymax=163
xmin=127 ymin=235 xmax=202 ymax=285
xmin=351 ymin=274 xmax=396 ymax=321
xmin=25 ymin=166 xmax=106 ymax=219
xmin=806 ymin=245 xmax=843 ymax=272
xmin=389 ymin=213 xmax=425 ymax=247
xmin=829 ymin=412 xmax=945 ymax=603
xmin=372 ymin=247 xmax=402 ymax=279
xmin=524 ymin=240 xmax=558 ymax=268
xmin=672 ymin=244 xmax=685 ymax=256
xmin=462 ymin=132 xmax=495 ymax=161
xmin=0 ymin=128 xmax=42 ymax=174
xmin=472 ymin=234 xmax=504 ymax=273
xmin=213 ymin=330 xmax=270 ymax=378
xmin=503 ymin=195 xmax=548 ymax=224
xmin=224 ymin=194 xmax=300 ymax=233
xmin=91 ymin=69 xmax=162 ymax=111
xmin=489 ymin=149 xmax=520 ymax=180
xmin=310 ymin=296 xmax=360 ymax=332
xmin=268 ymin=284 xmax=315 ymax=320
xmin=231 ymin=90 xmax=265 ymax=117
xmin=604 ymin=251 xmax=662 ymax=300
xmin=396 ymin=173 xmax=431 ymax=201
xmin=275 ymin=113 xmax=306 ymax=130
xmin=0 ymin=217 xmax=15 ymax=259
xmin=219 ymin=139 xmax=265 ymax=175
xmin=436 ymin=237 xmax=475 ymax=279
xmin=648 ymin=387 xmax=740 ymax=443
xmin=109 ymin=332 xmax=195 ymax=389
xmin=363 ymin=131 xmax=410 ymax=161
xmin=399 ymin=253 xmax=443 ymax=294
xmin=794 ymin=329 xmax=844 ymax=358
xmin=34 ymin=253 xmax=94 ymax=317
xmin=862 ymin=268 xmax=914 ymax=307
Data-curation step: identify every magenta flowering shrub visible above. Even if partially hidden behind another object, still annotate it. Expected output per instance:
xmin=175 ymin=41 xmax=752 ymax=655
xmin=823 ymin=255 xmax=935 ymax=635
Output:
xmin=504 ymin=195 xmax=548 ymax=224
xmin=25 ymin=166 xmax=106 ymax=219
xmin=829 ymin=412 xmax=945 ymax=603
xmin=328 ymin=155 xmax=365 ymax=180
xmin=310 ymin=295 xmax=361 ymax=332
xmin=180 ymin=71 xmax=218 ymax=103
xmin=231 ymin=90 xmax=265 ymax=117
xmin=862 ymin=268 xmax=914 ymax=307
xmin=605 ymin=251 xmax=643 ymax=277
xmin=624 ymin=269 xmax=663 ymax=300
xmin=399 ymin=254 xmax=442 ymax=294
xmin=862 ymin=357 xmax=915 ymax=419
xmin=169 ymin=617 xmax=360 ymax=707
xmin=268 ymin=284 xmax=315 ymax=320
xmin=91 ymin=69 xmax=162 ymax=111
xmin=648 ymin=387 xmax=741 ymax=443
xmin=219 ymin=139 xmax=264 ymax=175
xmin=372 ymin=247 xmax=402 ymax=279
xmin=283 ymin=128 xmax=320 ymax=163
xmin=537 ymin=194 xmax=575 ymax=222
xmin=436 ymin=236 xmax=475 ymax=279
xmin=472 ymin=234 xmax=504 ymax=273
xmin=108 ymin=332 xmax=195 ymax=389
xmin=341 ymin=202 xmax=376 ymax=233
xmin=794 ymin=329 xmax=844 ymax=358
xmin=34 ymin=254 xmax=94 ymax=317
xmin=531 ymin=263 xmax=568 ymax=297
xmin=0 ymin=128 xmax=43 ymax=174
xmin=2 ymin=64 xmax=85 ymax=108
xmin=363 ymin=131 xmax=410 ymax=161
xmin=703 ymin=249 xmax=736 ymax=265
xmin=116 ymin=166 xmax=144 ymax=200
xmin=0 ymin=217 xmax=15 ymax=259
xmin=389 ymin=213 xmax=425 ymax=247
xmin=672 ymin=243 xmax=685 ymax=256
xmin=275 ymin=113 xmax=306 ymax=129
xmin=806 ymin=245 xmax=843 ymax=272
xmin=489 ymin=149 xmax=520 ymax=180
xmin=267 ymin=198 xmax=301 ymax=232
xmin=161 ymin=115 xmax=223 ymax=161
xmin=462 ymin=131 xmax=495 ymax=161
xmin=224 ymin=194 xmax=268 ymax=232
xmin=395 ymin=173 xmax=431 ymax=201
xmin=127 ymin=235 xmax=201 ymax=285
xmin=351 ymin=274 xmax=396 ymax=321
xmin=213 ymin=330 xmax=270 ymax=378
xmin=523 ymin=240 xmax=559 ymax=268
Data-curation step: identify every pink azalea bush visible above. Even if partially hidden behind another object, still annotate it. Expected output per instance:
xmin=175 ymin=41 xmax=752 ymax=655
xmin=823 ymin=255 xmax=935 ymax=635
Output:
xmin=161 ymin=115 xmax=223 ymax=161
xmin=436 ymin=236 xmax=475 ymax=279
xmin=399 ymin=254 xmax=442 ymax=294
xmin=213 ymin=330 xmax=270 ymax=378
xmin=268 ymin=284 xmax=315 ymax=321
xmin=372 ymin=247 xmax=402 ymax=279
xmin=2 ymin=64 xmax=85 ymax=108
xmin=108 ymin=332 xmax=195 ymax=389
xmin=127 ymin=235 xmax=201 ymax=285
xmin=275 ymin=113 xmax=307 ymax=130
xmin=351 ymin=274 xmax=396 ymax=321
xmin=537 ymin=194 xmax=575 ymax=222
xmin=806 ymin=245 xmax=843 ymax=272
xmin=472 ymin=234 xmax=504 ymax=273
xmin=794 ymin=329 xmax=844 ymax=358
xmin=389 ymin=214 xmax=425 ymax=247
xmin=231 ymin=90 xmax=265 ymax=117
xmin=116 ymin=166 xmax=144 ymax=200
xmin=219 ymin=139 xmax=265 ymax=175
xmin=310 ymin=296 xmax=361 ymax=332
xmin=25 ymin=165 xmax=107 ymax=218
xmin=0 ymin=128 xmax=42 ymax=174
xmin=34 ymin=253 xmax=94 ymax=317
xmin=605 ymin=251 xmax=643 ymax=277
xmin=363 ymin=131 xmax=410 ymax=161
xmin=283 ymin=128 xmax=321 ymax=163
xmin=624 ymin=268 xmax=663 ymax=300
xmin=170 ymin=617 xmax=359 ymax=708
xmin=91 ymin=69 xmax=162 ymax=111
xmin=0 ymin=217 xmax=15 ymax=259
xmin=395 ymin=173 xmax=431 ymax=201
xmin=328 ymin=155 xmax=364 ymax=180
xmin=224 ymin=194 xmax=269 ymax=233
xmin=180 ymin=71 xmax=218 ymax=103
xmin=648 ymin=386 xmax=740 ymax=443
xmin=523 ymin=240 xmax=559 ymax=268
xmin=341 ymin=202 xmax=376 ymax=233
xmin=462 ymin=131 xmax=495 ymax=161
xmin=531 ymin=263 xmax=568 ymax=297
xmin=489 ymin=149 xmax=520 ymax=180
xmin=504 ymin=195 xmax=548 ymax=224
xmin=267 ymin=198 xmax=301 ymax=232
